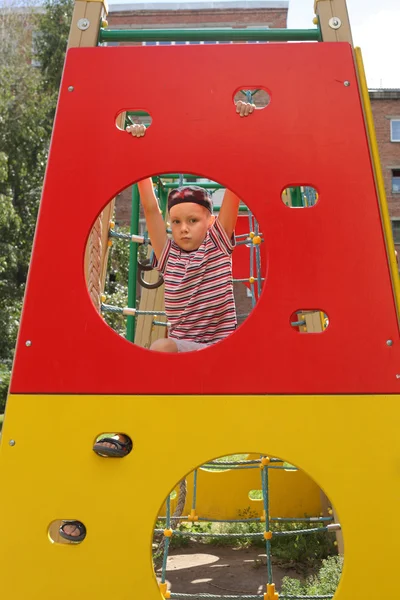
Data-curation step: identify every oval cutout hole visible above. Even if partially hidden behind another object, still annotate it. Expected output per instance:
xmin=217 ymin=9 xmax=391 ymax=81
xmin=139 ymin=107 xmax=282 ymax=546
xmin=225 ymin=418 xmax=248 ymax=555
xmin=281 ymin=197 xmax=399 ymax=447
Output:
xmin=49 ymin=519 xmax=86 ymax=544
xmin=116 ymin=109 xmax=152 ymax=131
xmin=282 ymin=186 xmax=318 ymax=208
xmin=248 ymin=489 xmax=263 ymax=501
xmin=233 ymin=88 xmax=270 ymax=109
xmin=93 ymin=433 xmax=133 ymax=458
xmin=290 ymin=310 xmax=329 ymax=333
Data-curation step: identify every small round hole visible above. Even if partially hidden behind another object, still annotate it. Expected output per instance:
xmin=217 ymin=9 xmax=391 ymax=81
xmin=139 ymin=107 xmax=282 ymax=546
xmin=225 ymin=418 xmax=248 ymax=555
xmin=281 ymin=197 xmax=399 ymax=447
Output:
xmin=116 ymin=109 xmax=152 ymax=131
xmin=290 ymin=310 xmax=329 ymax=333
xmin=93 ymin=433 xmax=133 ymax=458
xmin=233 ymin=87 xmax=270 ymax=108
xmin=49 ymin=519 xmax=86 ymax=544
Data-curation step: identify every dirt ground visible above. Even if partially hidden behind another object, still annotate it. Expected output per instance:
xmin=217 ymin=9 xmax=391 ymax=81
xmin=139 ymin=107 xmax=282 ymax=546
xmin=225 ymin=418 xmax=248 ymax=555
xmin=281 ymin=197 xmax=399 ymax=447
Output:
xmin=157 ymin=543 xmax=308 ymax=596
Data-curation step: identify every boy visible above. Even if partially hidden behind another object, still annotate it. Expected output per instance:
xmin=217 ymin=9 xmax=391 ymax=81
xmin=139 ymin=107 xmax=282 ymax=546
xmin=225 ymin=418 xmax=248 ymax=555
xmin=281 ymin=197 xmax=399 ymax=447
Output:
xmin=127 ymin=99 xmax=255 ymax=353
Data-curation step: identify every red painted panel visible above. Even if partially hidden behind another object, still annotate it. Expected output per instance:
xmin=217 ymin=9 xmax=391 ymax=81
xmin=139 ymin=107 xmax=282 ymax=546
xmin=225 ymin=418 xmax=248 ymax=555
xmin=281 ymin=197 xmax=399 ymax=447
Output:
xmin=10 ymin=43 xmax=400 ymax=395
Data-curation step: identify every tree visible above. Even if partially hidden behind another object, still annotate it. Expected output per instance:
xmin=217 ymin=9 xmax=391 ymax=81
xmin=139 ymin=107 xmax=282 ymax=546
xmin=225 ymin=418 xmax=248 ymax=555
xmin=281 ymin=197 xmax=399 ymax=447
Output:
xmin=34 ymin=0 xmax=73 ymax=93
xmin=0 ymin=0 xmax=72 ymax=413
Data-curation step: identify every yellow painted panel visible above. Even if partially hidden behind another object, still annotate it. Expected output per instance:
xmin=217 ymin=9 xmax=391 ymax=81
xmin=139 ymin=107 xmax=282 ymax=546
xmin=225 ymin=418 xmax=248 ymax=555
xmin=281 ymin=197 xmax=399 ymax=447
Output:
xmin=166 ymin=457 xmax=322 ymax=520
xmin=0 ymin=393 xmax=399 ymax=599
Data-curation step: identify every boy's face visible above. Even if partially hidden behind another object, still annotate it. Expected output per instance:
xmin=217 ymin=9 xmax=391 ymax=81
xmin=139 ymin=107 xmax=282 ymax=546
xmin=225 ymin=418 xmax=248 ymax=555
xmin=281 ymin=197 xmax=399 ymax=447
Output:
xmin=170 ymin=202 xmax=214 ymax=251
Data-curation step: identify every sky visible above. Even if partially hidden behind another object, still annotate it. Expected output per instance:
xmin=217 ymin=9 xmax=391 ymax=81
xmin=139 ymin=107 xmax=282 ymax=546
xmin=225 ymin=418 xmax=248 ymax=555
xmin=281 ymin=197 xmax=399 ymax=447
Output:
xmin=108 ymin=0 xmax=400 ymax=89
xmin=288 ymin=0 xmax=399 ymax=88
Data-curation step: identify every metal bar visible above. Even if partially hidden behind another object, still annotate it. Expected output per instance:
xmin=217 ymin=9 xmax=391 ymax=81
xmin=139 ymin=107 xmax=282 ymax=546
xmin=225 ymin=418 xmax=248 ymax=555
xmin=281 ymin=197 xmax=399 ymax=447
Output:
xmin=99 ymin=27 xmax=321 ymax=43
xmin=126 ymin=184 xmax=140 ymax=342
xmin=163 ymin=182 xmax=223 ymax=189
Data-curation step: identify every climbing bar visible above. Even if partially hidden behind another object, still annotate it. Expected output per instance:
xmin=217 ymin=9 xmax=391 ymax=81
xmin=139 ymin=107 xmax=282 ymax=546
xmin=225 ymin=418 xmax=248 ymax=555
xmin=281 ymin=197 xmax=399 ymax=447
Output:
xmin=153 ymin=526 xmax=332 ymax=538
xmin=153 ymin=320 xmax=170 ymax=327
xmin=272 ymin=516 xmax=333 ymax=523
xmin=101 ymin=303 xmax=165 ymax=317
xmin=291 ymin=320 xmax=306 ymax=327
xmin=203 ymin=464 xmax=297 ymax=471
xmin=99 ymin=27 xmax=321 ymax=43
xmin=233 ymin=278 xmax=265 ymax=283
xmin=170 ymin=594 xmax=262 ymax=599
xmin=170 ymin=595 xmax=262 ymax=599
xmin=169 ymin=595 xmax=334 ymax=599
xmin=157 ymin=515 xmax=332 ymax=523
xmin=163 ymin=182 xmax=224 ymax=190
xmin=214 ymin=206 xmax=249 ymax=213
xmin=109 ymin=229 xmax=146 ymax=244
xmin=205 ymin=458 xmax=283 ymax=466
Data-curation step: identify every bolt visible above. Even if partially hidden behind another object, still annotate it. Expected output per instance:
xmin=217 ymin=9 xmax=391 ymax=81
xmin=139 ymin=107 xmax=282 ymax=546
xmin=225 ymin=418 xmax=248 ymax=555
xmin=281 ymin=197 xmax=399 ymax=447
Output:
xmin=329 ymin=16 xmax=342 ymax=29
xmin=386 ymin=340 xmax=393 ymax=346
xmin=396 ymin=374 xmax=400 ymax=379
xmin=68 ymin=86 xmax=74 ymax=92
xmin=77 ymin=18 xmax=90 ymax=31
xmin=344 ymin=81 xmax=350 ymax=87
xmin=25 ymin=340 xmax=32 ymax=347
xmin=9 ymin=440 xmax=15 ymax=446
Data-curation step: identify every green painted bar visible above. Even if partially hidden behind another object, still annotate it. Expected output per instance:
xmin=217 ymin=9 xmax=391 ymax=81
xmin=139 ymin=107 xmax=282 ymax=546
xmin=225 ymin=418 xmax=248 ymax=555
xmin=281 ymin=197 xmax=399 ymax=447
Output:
xmin=126 ymin=184 xmax=140 ymax=342
xmin=163 ymin=182 xmax=223 ymax=189
xmin=99 ymin=27 xmax=321 ymax=43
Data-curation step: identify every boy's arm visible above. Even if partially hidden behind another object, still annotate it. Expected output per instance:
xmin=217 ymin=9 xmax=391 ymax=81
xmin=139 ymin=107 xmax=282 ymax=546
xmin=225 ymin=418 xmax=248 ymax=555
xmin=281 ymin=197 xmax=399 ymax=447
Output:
xmin=126 ymin=124 xmax=167 ymax=259
xmin=137 ymin=178 xmax=168 ymax=260
xmin=218 ymin=100 xmax=255 ymax=239
xmin=218 ymin=189 xmax=241 ymax=240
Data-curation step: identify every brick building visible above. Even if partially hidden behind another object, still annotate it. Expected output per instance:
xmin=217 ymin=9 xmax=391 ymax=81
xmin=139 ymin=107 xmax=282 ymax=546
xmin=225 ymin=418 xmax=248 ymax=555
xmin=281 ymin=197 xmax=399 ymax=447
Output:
xmin=108 ymin=1 xmax=287 ymax=31
xmin=369 ymin=90 xmax=400 ymax=252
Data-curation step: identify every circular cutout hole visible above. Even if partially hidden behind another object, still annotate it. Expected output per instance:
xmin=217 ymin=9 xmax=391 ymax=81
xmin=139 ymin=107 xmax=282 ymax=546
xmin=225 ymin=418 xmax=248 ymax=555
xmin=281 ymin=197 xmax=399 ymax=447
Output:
xmin=89 ymin=174 xmax=266 ymax=352
xmin=153 ymin=452 xmax=343 ymax=599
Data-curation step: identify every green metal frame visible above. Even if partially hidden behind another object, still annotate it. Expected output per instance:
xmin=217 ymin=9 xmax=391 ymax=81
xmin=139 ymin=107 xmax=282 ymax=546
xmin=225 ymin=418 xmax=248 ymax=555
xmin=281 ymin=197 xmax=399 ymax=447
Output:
xmin=126 ymin=184 xmax=140 ymax=341
xmin=99 ymin=27 xmax=321 ymax=44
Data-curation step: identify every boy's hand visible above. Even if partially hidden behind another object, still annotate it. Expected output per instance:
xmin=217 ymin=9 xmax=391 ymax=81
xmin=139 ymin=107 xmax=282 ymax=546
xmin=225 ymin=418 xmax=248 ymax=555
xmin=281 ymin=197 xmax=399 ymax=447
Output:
xmin=236 ymin=100 xmax=256 ymax=117
xmin=126 ymin=123 xmax=146 ymax=137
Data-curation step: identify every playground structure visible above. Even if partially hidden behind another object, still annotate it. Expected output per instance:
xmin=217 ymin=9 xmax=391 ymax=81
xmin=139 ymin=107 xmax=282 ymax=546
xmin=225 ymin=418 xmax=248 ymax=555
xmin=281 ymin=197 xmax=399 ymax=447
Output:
xmin=1 ymin=1 xmax=400 ymax=599
xmin=154 ymin=454 xmax=340 ymax=599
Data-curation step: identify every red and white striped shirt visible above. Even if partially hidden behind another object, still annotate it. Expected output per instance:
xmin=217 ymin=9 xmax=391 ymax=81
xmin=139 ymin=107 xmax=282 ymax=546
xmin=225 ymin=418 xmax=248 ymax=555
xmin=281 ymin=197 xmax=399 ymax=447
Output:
xmin=153 ymin=219 xmax=236 ymax=344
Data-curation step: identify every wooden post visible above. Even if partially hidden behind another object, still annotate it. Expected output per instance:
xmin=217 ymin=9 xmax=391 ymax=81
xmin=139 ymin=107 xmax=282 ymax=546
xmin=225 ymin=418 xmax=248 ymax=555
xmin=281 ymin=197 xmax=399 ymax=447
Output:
xmin=314 ymin=0 xmax=353 ymax=44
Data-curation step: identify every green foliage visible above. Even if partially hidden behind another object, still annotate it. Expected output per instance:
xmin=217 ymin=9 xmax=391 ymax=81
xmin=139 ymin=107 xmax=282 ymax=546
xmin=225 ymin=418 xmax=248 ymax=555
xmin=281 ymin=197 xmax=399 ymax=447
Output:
xmin=0 ymin=0 xmax=73 ymax=403
xmin=34 ymin=0 xmax=73 ymax=92
xmin=0 ymin=365 xmax=11 ymax=415
xmin=271 ymin=521 xmax=337 ymax=565
xmin=205 ymin=508 xmax=264 ymax=548
xmin=281 ymin=555 xmax=343 ymax=596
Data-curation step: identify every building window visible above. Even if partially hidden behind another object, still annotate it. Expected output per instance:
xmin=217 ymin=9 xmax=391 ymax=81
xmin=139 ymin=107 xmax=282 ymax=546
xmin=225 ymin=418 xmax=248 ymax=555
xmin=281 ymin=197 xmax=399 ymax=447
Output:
xmin=392 ymin=170 xmax=400 ymax=193
xmin=391 ymin=120 xmax=400 ymax=142
xmin=391 ymin=219 xmax=400 ymax=244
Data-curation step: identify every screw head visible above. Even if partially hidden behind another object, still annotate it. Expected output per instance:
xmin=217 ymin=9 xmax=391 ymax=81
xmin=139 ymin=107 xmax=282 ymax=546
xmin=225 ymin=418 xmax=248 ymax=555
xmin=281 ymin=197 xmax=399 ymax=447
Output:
xmin=9 ymin=440 xmax=16 ymax=446
xmin=344 ymin=81 xmax=350 ymax=87
xmin=329 ymin=16 xmax=342 ymax=29
xmin=68 ymin=86 xmax=74 ymax=92
xmin=25 ymin=340 xmax=32 ymax=347
xmin=77 ymin=18 xmax=90 ymax=31
xmin=386 ymin=340 xmax=393 ymax=346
